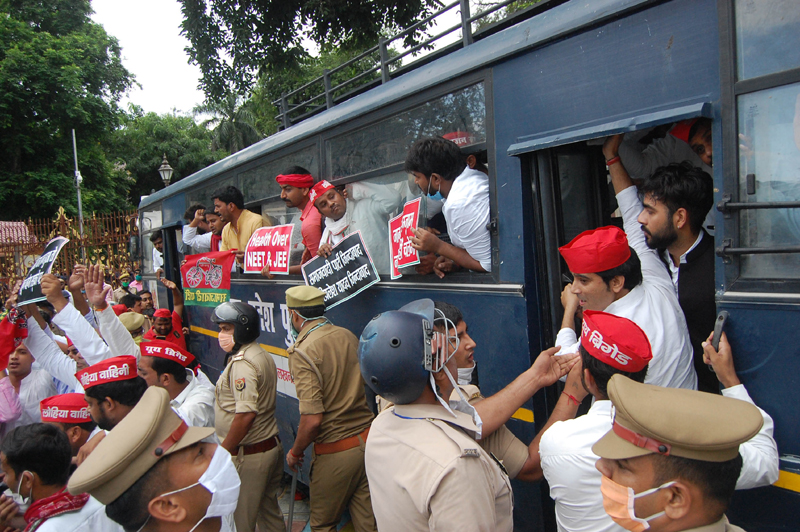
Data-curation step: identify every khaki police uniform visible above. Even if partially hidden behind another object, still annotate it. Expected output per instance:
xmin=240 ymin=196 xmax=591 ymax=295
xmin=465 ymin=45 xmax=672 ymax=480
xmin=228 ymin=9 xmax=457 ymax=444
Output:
xmin=287 ymin=317 xmax=376 ymax=532
xmin=365 ymin=403 xmax=513 ymax=532
xmin=593 ymin=375 xmax=763 ymax=532
xmin=216 ymin=341 xmax=283 ymax=532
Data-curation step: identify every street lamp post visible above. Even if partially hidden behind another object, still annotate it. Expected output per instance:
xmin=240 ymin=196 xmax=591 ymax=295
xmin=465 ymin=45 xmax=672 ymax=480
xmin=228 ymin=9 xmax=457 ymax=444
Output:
xmin=158 ymin=154 xmax=174 ymax=188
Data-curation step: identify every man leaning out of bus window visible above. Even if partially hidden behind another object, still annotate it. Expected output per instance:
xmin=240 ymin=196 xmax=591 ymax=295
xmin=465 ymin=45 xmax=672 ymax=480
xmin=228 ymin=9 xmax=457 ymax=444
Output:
xmin=405 ymin=137 xmax=492 ymax=278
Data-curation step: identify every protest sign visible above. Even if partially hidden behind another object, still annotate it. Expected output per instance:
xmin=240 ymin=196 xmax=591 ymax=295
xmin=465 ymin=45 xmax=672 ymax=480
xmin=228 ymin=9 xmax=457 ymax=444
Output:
xmin=18 ymin=237 xmax=69 ymax=305
xmin=243 ymin=225 xmax=294 ymax=274
xmin=301 ymin=231 xmax=380 ymax=309
xmin=388 ymin=198 xmax=422 ymax=279
xmin=181 ymin=250 xmax=237 ymax=307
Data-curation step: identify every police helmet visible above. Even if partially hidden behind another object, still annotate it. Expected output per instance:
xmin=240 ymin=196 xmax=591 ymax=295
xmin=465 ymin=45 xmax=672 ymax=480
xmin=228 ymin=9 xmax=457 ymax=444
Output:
xmin=358 ymin=299 xmax=436 ymax=405
xmin=211 ymin=302 xmax=260 ymax=345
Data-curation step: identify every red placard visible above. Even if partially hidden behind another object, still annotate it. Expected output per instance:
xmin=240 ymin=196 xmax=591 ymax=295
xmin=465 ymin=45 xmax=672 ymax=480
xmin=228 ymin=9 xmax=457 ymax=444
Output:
xmin=180 ymin=250 xmax=237 ymax=307
xmin=388 ymin=198 xmax=422 ymax=280
xmin=243 ymin=225 xmax=295 ymax=274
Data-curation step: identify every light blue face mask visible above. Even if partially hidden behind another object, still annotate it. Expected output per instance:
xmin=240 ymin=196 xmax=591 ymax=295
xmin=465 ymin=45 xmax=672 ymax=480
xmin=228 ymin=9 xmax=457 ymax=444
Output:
xmin=427 ymin=178 xmax=444 ymax=202
xmin=290 ymin=310 xmax=328 ymax=342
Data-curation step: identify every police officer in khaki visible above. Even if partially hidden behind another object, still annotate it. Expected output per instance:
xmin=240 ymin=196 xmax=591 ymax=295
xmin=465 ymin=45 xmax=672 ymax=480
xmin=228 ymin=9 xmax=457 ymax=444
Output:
xmin=212 ymin=301 xmax=283 ymax=532
xmin=283 ymin=286 xmax=376 ymax=532
xmin=68 ymin=386 xmax=240 ymax=532
xmin=593 ymin=375 xmax=763 ymax=532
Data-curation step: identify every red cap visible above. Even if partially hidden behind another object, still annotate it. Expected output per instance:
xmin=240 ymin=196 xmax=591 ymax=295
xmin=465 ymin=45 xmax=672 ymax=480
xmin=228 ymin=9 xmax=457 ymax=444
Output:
xmin=309 ymin=180 xmax=336 ymax=205
xmin=66 ymin=337 xmax=74 ymax=348
xmin=276 ymin=173 xmax=314 ymax=188
xmin=140 ymin=340 xmax=195 ymax=367
xmin=75 ymin=355 xmax=138 ymax=389
xmin=112 ymin=304 xmax=128 ymax=316
xmin=580 ymin=310 xmax=652 ymax=372
xmin=669 ymin=118 xmax=698 ymax=144
xmin=153 ymin=309 xmax=172 ymax=319
xmin=40 ymin=393 xmax=92 ymax=424
xmin=559 ymin=226 xmax=631 ymax=273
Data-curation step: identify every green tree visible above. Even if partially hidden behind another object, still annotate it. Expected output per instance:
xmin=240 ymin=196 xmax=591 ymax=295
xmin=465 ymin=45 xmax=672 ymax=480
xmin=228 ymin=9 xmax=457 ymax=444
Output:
xmin=109 ymin=106 xmax=228 ymax=202
xmin=0 ymin=0 xmax=135 ymax=220
xmin=178 ymin=0 xmax=439 ymax=102
xmin=194 ymin=94 xmax=263 ymax=154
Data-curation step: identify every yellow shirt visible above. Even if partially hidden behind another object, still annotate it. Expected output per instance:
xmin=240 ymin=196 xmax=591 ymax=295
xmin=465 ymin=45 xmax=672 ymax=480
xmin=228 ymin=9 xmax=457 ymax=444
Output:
xmin=287 ymin=320 xmax=374 ymax=443
xmin=215 ymin=342 xmax=278 ymax=445
xmin=220 ymin=209 xmax=267 ymax=252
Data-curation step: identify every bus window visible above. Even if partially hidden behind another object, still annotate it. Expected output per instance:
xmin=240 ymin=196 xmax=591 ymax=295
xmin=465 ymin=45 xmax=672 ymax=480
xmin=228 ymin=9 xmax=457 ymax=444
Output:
xmin=734 ymin=0 xmax=800 ymax=80
xmin=240 ymin=144 xmax=319 ymax=204
xmin=736 ymin=81 xmax=800 ymax=279
xmin=326 ymin=83 xmax=486 ymax=178
xmin=142 ymin=233 xmax=155 ymax=274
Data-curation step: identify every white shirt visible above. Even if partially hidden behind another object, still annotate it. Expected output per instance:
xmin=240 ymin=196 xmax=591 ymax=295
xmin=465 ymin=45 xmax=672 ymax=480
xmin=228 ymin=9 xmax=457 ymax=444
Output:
xmin=53 ymin=303 xmax=113 ymax=366
xmin=662 ymin=231 xmax=704 ymax=290
xmin=442 ymin=167 xmax=492 ymax=272
xmin=36 ymin=496 xmax=122 ymax=532
xmin=152 ymin=248 xmax=163 ymax=271
xmin=182 ymin=225 xmax=212 ymax=253
xmin=556 ymin=186 xmax=697 ymax=390
xmin=25 ymin=317 xmax=84 ymax=392
xmin=172 ymin=374 xmax=216 ymax=428
xmin=94 ymin=305 xmax=139 ymax=359
xmin=9 ymin=369 xmax=56 ymax=431
xmin=540 ymin=388 xmax=779 ymax=532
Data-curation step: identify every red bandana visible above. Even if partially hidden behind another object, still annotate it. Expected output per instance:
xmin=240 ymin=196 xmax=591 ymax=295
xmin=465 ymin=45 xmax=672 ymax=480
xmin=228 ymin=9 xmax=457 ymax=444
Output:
xmin=23 ymin=488 xmax=90 ymax=532
xmin=276 ymin=173 xmax=314 ymax=188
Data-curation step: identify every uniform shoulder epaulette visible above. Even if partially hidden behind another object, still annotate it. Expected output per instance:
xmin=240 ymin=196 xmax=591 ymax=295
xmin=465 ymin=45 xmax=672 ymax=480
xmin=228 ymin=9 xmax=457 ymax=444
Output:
xmin=231 ymin=353 xmax=245 ymax=362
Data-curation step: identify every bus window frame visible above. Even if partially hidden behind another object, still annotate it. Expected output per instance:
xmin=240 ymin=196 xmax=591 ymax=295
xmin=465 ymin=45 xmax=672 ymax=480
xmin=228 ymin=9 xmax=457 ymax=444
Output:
xmin=718 ymin=0 xmax=800 ymax=293
xmin=316 ymin=69 xmax=500 ymax=284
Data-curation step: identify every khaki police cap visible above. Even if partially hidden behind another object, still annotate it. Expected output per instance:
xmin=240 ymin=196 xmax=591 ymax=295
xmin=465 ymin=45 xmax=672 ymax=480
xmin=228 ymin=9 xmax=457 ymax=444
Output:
xmin=67 ymin=387 xmax=214 ymax=503
xmin=592 ymin=375 xmax=763 ymax=462
xmin=285 ymin=285 xmax=326 ymax=309
xmin=118 ymin=311 xmax=145 ymax=332
xmin=119 ymin=272 xmax=131 ymax=279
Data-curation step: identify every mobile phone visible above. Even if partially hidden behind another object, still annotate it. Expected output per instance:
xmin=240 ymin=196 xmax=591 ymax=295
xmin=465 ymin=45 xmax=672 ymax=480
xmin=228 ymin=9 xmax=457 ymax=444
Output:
xmin=708 ymin=311 xmax=729 ymax=372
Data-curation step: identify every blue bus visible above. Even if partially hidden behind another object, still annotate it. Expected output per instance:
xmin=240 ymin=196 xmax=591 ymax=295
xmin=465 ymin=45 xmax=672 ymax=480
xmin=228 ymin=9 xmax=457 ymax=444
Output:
xmin=137 ymin=0 xmax=800 ymax=529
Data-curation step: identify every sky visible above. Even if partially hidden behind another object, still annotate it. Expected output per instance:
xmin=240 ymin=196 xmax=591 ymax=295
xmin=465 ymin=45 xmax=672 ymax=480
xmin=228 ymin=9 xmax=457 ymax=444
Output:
xmin=91 ymin=0 xmax=206 ymax=115
xmin=89 ymin=0 xmax=469 ymax=117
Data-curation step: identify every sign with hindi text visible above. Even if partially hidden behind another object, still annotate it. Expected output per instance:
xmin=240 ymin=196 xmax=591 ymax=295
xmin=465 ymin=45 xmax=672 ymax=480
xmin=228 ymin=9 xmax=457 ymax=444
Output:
xmin=18 ymin=237 xmax=69 ymax=306
xmin=388 ymin=198 xmax=422 ymax=279
xmin=301 ymin=231 xmax=380 ymax=309
xmin=181 ymin=251 xmax=237 ymax=307
xmin=243 ymin=225 xmax=295 ymax=275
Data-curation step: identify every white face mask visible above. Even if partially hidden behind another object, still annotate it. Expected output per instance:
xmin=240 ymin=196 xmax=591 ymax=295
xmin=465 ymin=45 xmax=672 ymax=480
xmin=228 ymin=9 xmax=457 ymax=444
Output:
xmin=457 ymin=364 xmax=475 ymax=385
xmin=138 ymin=445 xmax=240 ymax=532
xmin=5 ymin=471 xmax=33 ymax=513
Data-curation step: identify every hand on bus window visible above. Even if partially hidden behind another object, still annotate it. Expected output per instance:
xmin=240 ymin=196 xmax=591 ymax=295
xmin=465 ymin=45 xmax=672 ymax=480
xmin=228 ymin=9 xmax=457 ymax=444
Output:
xmin=260 ymin=263 xmax=274 ymax=279
xmin=433 ymin=256 xmax=458 ymax=279
xmin=318 ymin=243 xmax=333 ymax=258
xmin=415 ymin=253 xmax=437 ymax=275
xmin=410 ymin=227 xmax=442 ymax=255
xmin=602 ymin=134 xmax=624 ymax=160
xmin=530 ymin=346 xmax=578 ymax=389
xmin=702 ymin=331 xmax=741 ymax=389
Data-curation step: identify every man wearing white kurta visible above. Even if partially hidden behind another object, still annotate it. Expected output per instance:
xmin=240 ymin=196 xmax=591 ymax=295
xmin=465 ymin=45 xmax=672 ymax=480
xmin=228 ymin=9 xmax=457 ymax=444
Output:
xmin=539 ymin=317 xmax=778 ymax=532
xmin=556 ymin=164 xmax=697 ymax=390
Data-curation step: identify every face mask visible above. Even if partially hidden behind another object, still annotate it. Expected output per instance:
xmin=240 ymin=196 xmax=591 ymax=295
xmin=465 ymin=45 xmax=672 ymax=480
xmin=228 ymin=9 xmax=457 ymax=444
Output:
xmin=218 ymin=331 xmax=236 ymax=352
xmin=133 ymin=335 xmax=144 ymax=346
xmin=289 ymin=311 xmax=328 ymax=343
xmin=7 ymin=471 xmax=33 ymax=513
xmin=135 ymin=275 xmax=142 ymax=281
xmin=457 ymin=364 xmax=475 ymax=386
xmin=600 ymin=475 xmax=676 ymax=532
xmin=122 ymin=282 xmax=130 ymax=288
xmin=138 ymin=445 xmax=241 ymax=532
xmin=427 ymin=178 xmax=444 ymax=202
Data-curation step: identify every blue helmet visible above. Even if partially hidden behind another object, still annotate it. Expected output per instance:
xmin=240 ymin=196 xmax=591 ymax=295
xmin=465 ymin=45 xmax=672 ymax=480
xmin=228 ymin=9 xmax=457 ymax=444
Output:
xmin=358 ymin=299 xmax=435 ymax=405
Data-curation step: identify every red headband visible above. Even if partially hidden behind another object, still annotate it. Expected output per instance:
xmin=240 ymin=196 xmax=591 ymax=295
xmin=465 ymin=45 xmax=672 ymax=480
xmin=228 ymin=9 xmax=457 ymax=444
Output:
xmin=141 ymin=340 xmax=195 ymax=367
xmin=40 ymin=393 xmax=92 ymax=424
xmin=309 ymin=180 xmax=336 ymax=204
xmin=276 ymin=173 xmax=314 ymax=188
xmin=76 ymin=355 xmax=137 ymax=389
xmin=153 ymin=309 xmax=172 ymax=319
xmin=559 ymin=226 xmax=630 ymax=273
xmin=580 ymin=310 xmax=652 ymax=372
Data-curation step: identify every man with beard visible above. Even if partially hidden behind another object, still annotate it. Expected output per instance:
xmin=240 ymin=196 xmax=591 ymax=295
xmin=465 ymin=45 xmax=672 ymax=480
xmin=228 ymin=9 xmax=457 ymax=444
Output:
xmin=634 ymin=161 xmax=716 ymax=393
xmin=77 ymin=356 xmax=147 ymax=431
